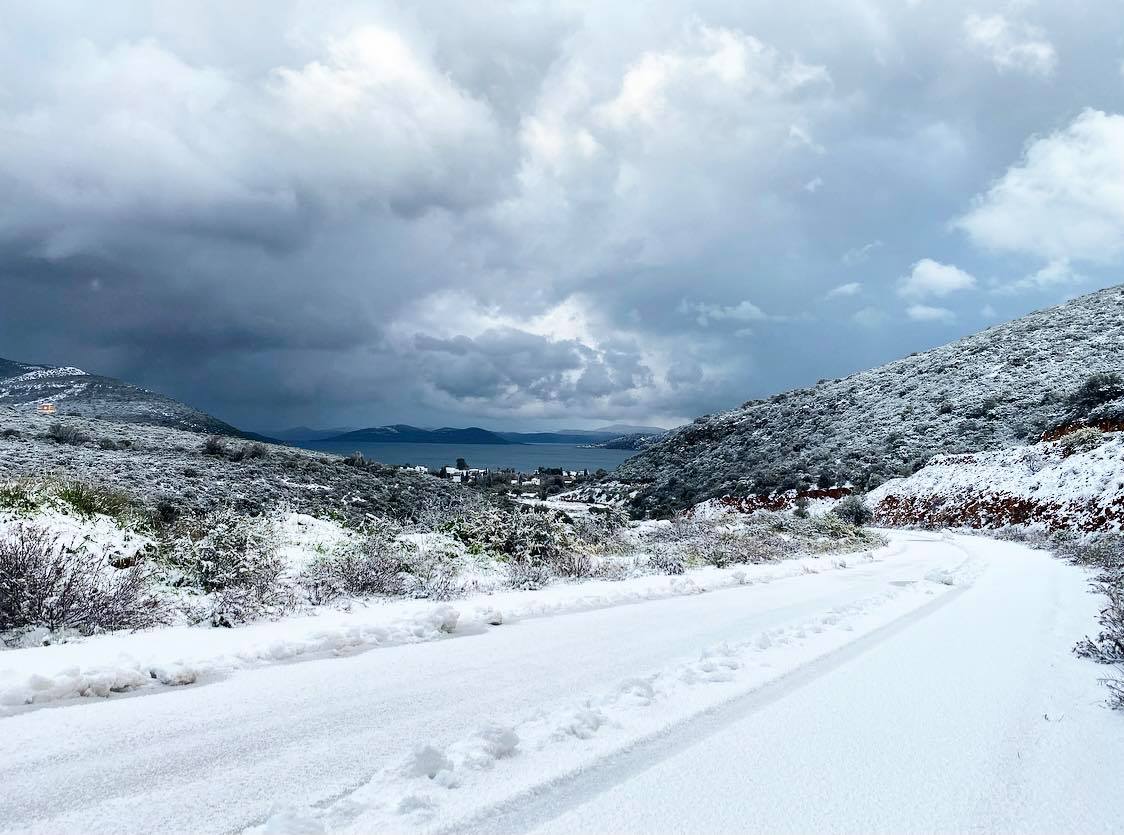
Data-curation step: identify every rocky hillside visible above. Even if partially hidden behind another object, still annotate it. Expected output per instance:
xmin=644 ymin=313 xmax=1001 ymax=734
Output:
xmin=0 ymin=357 xmax=242 ymax=435
xmin=617 ymin=284 xmax=1124 ymax=515
xmin=868 ymin=428 xmax=1124 ymax=533
xmin=0 ymin=407 xmax=485 ymax=526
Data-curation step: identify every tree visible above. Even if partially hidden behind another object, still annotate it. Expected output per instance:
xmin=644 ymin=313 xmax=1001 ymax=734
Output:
xmin=456 ymin=457 xmax=468 ymax=471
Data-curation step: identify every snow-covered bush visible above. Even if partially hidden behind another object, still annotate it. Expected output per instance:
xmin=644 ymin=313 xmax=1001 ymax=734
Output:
xmin=302 ymin=533 xmax=411 ymax=604
xmin=165 ymin=509 xmax=293 ymax=626
xmin=47 ymin=422 xmax=87 ymax=445
xmin=402 ymin=543 xmax=462 ymax=600
xmin=443 ymin=504 xmax=598 ymax=583
xmin=687 ymin=528 xmax=788 ymax=568
xmin=506 ymin=557 xmax=551 ymax=590
xmin=831 ymin=494 xmax=873 ymax=526
xmin=302 ymin=521 xmax=463 ymax=603
xmin=648 ymin=546 xmax=685 ymax=575
xmin=0 ymin=524 xmax=164 ymax=638
xmin=1056 ymin=427 xmax=1105 ymax=456
xmin=1064 ymin=535 xmax=1124 ymax=709
xmin=1067 ymin=372 xmax=1124 ymax=417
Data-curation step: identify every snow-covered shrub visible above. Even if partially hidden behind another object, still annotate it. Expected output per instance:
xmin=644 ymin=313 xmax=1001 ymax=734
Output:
xmin=551 ymin=550 xmax=594 ymax=579
xmin=832 ymin=494 xmax=873 ymax=526
xmin=402 ymin=543 xmax=462 ymax=600
xmin=202 ymin=435 xmax=227 ymax=456
xmin=165 ymin=509 xmax=293 ymax=626
xmin=687 ymin=528 xmax=788 ymax=568
xmin=443 ymin=504 xmax=595 ymax=583
xmin=1067 ymin=372 xmax=1124 ymax=416
xmin=506 ymin=557 xmax=551 ymax=590
xmin=648 ymin=546 xmax=685 ymax=575
xmin=47 ymin=422 xmax=87 ymax=445
xmin=1064 ymin=535 xmax=1124 ymax=709
xmin=302 ymin=535 xmax=410 ymax=604
xmin=1056 ymin=427 xmax=1105 ymax=456
xmin=0 ymin=524 xmax=164 ymax=637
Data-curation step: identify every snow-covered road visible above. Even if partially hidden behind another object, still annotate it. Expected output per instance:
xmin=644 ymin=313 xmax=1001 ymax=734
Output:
xmin=1 ymin=532 xmax=1119 ymax=833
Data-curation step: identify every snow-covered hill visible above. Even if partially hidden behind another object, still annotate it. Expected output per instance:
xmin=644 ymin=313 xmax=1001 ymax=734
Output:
xmin=617 ymin=284 xmax=1124 ymax=515
xmin=869 ymin=428 xmax=1124 ymax=532
xmin=0 ymin=357 xmax=242 ymax=435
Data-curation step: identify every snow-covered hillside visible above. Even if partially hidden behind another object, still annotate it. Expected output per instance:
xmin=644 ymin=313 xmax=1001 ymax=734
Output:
xmin=617 ymin=284 xmax=1124 ymax=514
xmin=869 ymin=429 xmax=1124 ymax=532
xmin=0 ymin=405 xmax=481 ymax=526
xmin=0 ymin=356 xmax=242 ymax=434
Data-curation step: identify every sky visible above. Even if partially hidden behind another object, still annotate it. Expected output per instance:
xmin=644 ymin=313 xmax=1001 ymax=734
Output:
xmin=1 ymin=0 xmax=1123 ymax=432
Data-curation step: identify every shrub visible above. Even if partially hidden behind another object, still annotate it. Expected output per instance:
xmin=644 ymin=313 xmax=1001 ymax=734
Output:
xmin=1056 ymin=427 xmax=1104 ymax=456
xmin=1067 ymin=372 xmax=1124 ymax=416
xmin=0 ymin=525 xmax=163 ymax=635
xmin=244 ymin=442 xmax=268 ymax=460
xmin=648 ymin=546 xmax=685 ymax=575
xmin=1062 ymin=535 xmax=1124 ymax=709
xmin=402 ymin=544 xmax=462 ymax=599
xmin=1 ymin=428 xmax=20 ymax=439
xmin=203 ymin=435 xmax=227 ymax=457
xmin=47 ymin=423 xmax=87 ymax=445
xmin=832 ymin=494 xmax=873 ymax=526
xmin=793 ymin=496 xmax=810 ymax=519
xmin=507 ymin=557 xmax=551 ymax=590
xmin=302 ymin=531 xmax=412 ymax=604
xmin=56 ymin=480 xmax=132 ymax=519
xmin=98 ymin=438 xmax=118 ymax=451
xmin=168 ymin=510 xmax=292 ymax=626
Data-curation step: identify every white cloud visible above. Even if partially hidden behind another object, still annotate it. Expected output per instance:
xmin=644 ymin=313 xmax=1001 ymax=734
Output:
xmin=598 ymin=24 xmax=830 ymax=130
xmin=682 ymin=298 xmax=769 ymax=326
xmin=841 ymin=240 xmax=882 ymax=265
xmin=826 ymin=281 xmax=862 ymax=298
xmin=906 ymin=303 xmax=955 ymax=322
xmin=955 ymin=109 xmax=1124 ymax=263
xmin=803 ymin=176 xmax=824 ymax=193
xmin=993 ymin=259 xmax=1086 ymax=295
xmin=964 ymin=13 xmax=1057 ymax=77
xmin=897 ymin=259 xmax=976 ymax=299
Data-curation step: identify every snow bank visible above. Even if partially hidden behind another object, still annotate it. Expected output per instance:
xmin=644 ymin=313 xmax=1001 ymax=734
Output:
xmin=869 ymin=431 xmax=1124 ymax=532
xmin=0 ymin=543 xmax=900 ymax=713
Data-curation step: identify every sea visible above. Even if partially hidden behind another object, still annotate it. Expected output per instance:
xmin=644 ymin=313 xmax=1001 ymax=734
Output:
xmin=294 ymin=441 xmax=638 ymax=473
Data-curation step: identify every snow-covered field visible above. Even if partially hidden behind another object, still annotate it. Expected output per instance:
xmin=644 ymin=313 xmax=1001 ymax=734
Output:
xmin=1 ymin=530 xmax=1119 ymax=833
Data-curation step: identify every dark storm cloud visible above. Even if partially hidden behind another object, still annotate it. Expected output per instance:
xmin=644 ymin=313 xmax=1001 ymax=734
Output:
xmin=1 ymin=0 xmax=1123 ymax=430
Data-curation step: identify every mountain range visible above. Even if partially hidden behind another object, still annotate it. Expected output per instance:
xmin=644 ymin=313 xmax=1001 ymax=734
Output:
xmin=615 ymin=284 xmax=1124 ymax=515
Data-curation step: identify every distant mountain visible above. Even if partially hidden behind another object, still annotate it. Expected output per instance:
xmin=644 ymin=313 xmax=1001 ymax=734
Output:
xmin=496 ymin=431 xmax=618 ymax=444
xmin=589 ymin=431 xmax=670 ymax=450
xmin=616 ymin=284 xmax=1124 ymax=515
xmin=563 ymin=423 xmax=670 ymax=436
xmin=325 ymin=425 xmax=516 ymax=445
xmin=266 ymin=426 xmax=359 ymax=442
xmin=0 ymin=356 xmax=247 ymax=436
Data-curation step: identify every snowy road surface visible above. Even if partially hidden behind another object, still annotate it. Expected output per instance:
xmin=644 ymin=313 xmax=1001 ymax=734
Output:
xmin=1 ymin=532 xmax=1120 ymax=833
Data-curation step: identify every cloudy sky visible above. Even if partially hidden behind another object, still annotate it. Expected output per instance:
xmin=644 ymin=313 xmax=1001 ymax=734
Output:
xmin=1 ymin=0 xmax=1122 ymax=431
